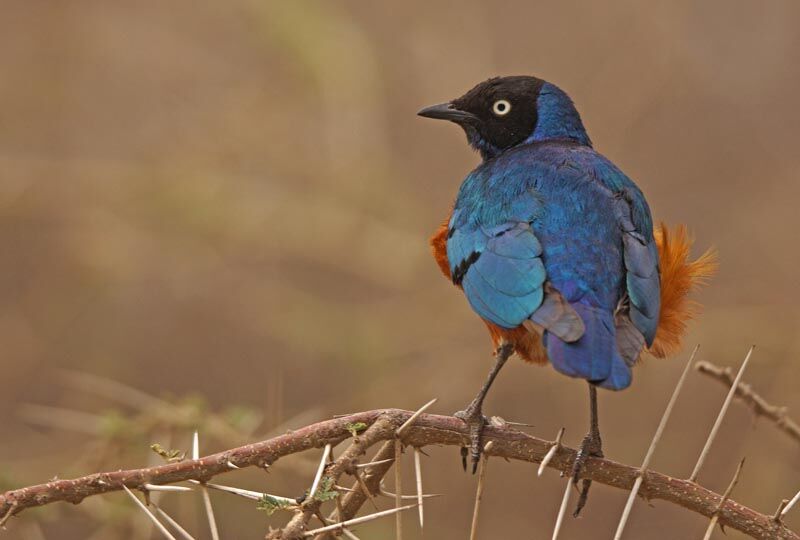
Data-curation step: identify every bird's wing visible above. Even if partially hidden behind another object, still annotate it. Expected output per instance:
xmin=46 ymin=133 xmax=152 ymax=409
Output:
xmin=448 ymin=215 xmax=546 ymax=329
xmin=447 ymin=190 xmax=583 ymax=341
xmin=606 ymin=174 xmax=661 ymax=348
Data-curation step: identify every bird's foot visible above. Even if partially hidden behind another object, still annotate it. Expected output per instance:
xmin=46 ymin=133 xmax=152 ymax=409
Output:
xmin=571 ymin=430 xmax=603 ymax=517
xmin=454 ymin=402 xmax=487 ymax=474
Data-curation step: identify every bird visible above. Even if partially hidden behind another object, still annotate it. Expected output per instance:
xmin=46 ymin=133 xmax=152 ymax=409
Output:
xmin=418 ymin=75 xmax=715 ymax=515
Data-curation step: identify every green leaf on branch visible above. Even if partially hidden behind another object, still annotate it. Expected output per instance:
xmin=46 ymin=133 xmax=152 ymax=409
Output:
xmin=344 ymin=422 xmax=367 ymax=437
xmin=149 ymin=443 xmax=185 ymax=463
xmin=313 ymin=477 xmax=339 ymax=502
xmin=257 ymin=494 xmax=294 ymax=515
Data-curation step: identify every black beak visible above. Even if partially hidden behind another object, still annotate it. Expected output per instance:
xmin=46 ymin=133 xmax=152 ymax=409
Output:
xmin=417 ymin=102 xmax=478 ymax=124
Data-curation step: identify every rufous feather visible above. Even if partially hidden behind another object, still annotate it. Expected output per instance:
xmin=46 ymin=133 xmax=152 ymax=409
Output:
xmin=647 ymin=223 xmax=717 ymax=358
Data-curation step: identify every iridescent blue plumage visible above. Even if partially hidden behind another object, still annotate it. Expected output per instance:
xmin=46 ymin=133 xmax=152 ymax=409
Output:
xmin=445 ymin=84 xmax=660 ymax=391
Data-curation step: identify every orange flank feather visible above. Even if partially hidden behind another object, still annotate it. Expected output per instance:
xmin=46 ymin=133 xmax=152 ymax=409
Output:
xmin=429 ymin=214 xmax=716 ymax=364
xmin=648 ymin=223 xmax=717 ymax=358
xmin=430 ymin=217 xmax=451 ymax=279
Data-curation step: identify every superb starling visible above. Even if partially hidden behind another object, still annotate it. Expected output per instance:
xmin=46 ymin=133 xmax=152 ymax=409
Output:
xmin=419 ymin=76 xmax=714 ymax=515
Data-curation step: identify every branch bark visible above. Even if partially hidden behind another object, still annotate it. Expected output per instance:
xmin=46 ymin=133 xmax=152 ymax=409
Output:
xmin=696 ymin=360 xmax=800 ymax=445
xmin=0 ymin=409 xmax=796 ymax=540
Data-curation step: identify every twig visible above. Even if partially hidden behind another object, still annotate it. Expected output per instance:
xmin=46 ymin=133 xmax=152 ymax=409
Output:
xmin=320 ymin=441 xmax=397 ymax=539
xmin=1 ymin=409 xmax=796 ymax=540
xmin=614 ymin=345 xmax=698 ymax=539
xmin=690 ymin=346 xmax=754 ymax=482
xmin=272 ymin=417 xmax=397 ymax=540
xmin=696 ymin=360 xmax=800 ymax=445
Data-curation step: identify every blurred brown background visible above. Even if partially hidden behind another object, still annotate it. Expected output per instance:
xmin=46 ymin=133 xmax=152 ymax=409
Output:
xmin=1 ymin=1 xmax=799 ymax=539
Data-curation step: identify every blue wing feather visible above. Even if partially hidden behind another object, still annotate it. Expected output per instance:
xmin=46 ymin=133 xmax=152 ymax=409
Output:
xmin=618 ymin=200 xmax=660 ymax=345
xmin=449 ymin=223 xmax=546 ymax=328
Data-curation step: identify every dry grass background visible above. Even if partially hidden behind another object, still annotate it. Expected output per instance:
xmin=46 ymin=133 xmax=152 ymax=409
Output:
xmin=1 ymin=1 xmax=799 ymax=538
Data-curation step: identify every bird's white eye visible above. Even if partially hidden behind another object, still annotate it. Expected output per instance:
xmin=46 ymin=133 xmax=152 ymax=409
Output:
xmin=492 ymin=99 xmax=511 ymax=116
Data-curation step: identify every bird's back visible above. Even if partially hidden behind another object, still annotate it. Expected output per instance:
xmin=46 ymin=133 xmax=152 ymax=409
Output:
xmin=452 ymin=140 xmax=645 ymax=311
xmin=445 ymin=140 xmax=658 ymax=390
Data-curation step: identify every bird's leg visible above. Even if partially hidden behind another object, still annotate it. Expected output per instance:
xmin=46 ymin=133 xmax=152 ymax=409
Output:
xmin=454 ymin=342 xmax=514 ymax=473
xmin=571 ymin=383 xmax=603 ymax=517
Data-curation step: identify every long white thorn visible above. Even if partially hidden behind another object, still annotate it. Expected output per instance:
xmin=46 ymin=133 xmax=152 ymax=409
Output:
xmin=355 ymin=458 xmax=394 ymax=469
xmin=394 ymin=439 xmax=403 ymax=540
xmin=782 ymin=488 xmax=800 ymax=517
xmin=202 ymin=482 xmax=295 ymax=504
xmin=152 ymin=504 xmax=197 ymax=540
xmin=302 ymin=504 xmax=418 ymax=537
xmin=396 ymin=398 xmax=438 ymax=438
xmin=690 ymin=346 xmax=754 ymax=482
xmin=121 ymin=485 xmax=177 ymax=540
xmin=469 ymin=441 xmax=493 ymax=540
xmin=309 ymin=443 xmax=332 ymax=500
xmin=354 ymin=470 xmax=379 ymax=510
xmin=551 ymin=480 xmax=573 ymax=540
xmin=143 ymin=484 xmax=193 ymax=493
xmin=192 ymin=431 xmax=200 ymax=461
xmin=701 ymin=515 xmax=719 ymax=540
xmin=703 ymin=458 xmax=746 ymax=540
xmin=538 ymin=427 xmax=565 ymax=477
xmin=192 ymin=432 xmax=219 ymax=540
xmin=377 ymin=481 xmax=442 ymax=500
xmin=414 ymin=447 xmax=424 ymax=529
xmin=614 ymin=476 xmax=643 ymax=540
xmin=200 ymin=487 xmax=220 ymax=540
xmin=614 ymin=345 xmax=698 ymax=539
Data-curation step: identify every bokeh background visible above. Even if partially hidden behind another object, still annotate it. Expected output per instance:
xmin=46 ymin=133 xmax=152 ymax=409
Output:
xmin=1 ymin=1 xmax=799 ymax=539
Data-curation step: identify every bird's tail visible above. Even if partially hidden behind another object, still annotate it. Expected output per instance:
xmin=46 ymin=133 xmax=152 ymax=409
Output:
xmin=648 ymin=224 xmax=717 ymax=358
xmin=545 ymin=303 xmax=632 ymax=391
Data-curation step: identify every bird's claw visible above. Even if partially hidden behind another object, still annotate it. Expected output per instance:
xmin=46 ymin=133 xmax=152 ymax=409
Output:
xmin=571 ymin=430 xmax=603 ymax=517
xmin=454 ymin=406 xmax=487 ymax=474
xmin=460 ymin=446 xmax=468 ymax=471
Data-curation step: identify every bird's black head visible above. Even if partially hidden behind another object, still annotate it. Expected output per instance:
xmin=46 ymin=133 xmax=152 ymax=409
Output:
xmin=418 ymin=76 xmax=591 ymax=160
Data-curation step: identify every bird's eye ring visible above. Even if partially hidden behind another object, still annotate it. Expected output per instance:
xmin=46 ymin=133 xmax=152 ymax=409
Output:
xmin=492 ymin=99 xmax=511 ymax=116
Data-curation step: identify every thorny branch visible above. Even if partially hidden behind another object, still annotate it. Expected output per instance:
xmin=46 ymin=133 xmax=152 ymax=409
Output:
xmin=1 ymin=409 xmax=797 ymax=540
xmin=696 ymin=360 xmax=800 ymax=444
xmin=265 ymin=416 xmax=395 ymax=539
